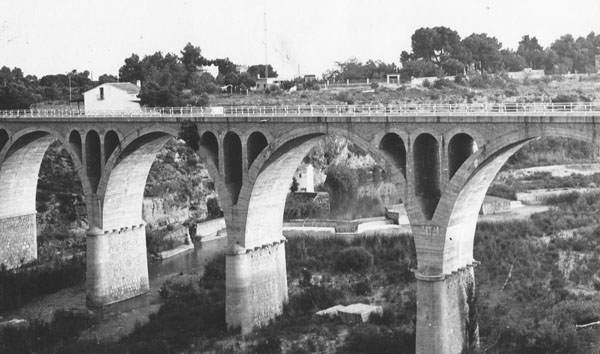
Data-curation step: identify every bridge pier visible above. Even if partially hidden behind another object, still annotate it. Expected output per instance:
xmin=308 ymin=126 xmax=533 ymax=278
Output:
xmin=415 ymin=265 xmax=479 ymax=354
xmin=225 ymin=239 xmax=288 ymax=334
xmin=0 ymin=213 xmax=37 ymax=269
xmin=86 ymin=225 xmax=149 ymax=306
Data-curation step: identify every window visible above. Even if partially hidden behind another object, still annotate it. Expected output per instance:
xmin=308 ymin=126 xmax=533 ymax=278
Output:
xmin=99 ymin=87 xmax=104 ymax=100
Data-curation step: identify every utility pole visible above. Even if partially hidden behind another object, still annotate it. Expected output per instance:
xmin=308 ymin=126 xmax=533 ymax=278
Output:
xmin=264 ymin=9 xmax=269 ymax=79
xmin=67 ymin=72 xmax=72 ymax=106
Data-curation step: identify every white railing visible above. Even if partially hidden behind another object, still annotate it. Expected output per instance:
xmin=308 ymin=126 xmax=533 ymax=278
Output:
xmin=2 ymin=102 xmax=600 ymax=118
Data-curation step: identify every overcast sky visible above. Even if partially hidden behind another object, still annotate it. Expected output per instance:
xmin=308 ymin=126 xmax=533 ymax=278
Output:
xmin=1 ymin=0 xmax=599 ymax=79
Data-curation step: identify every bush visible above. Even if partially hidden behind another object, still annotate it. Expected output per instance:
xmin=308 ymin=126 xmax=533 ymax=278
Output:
xmin=353 ymin=280 xmax=372 ymax=296
xmin=251 ymin=336 xmax=282 ymax=354
xmin=285 ymin=286 xmax=344 ymax=315
xmin=336 ymin=324 xmax=415 ymax=354
xmin=0 ymin=309 xmax=95 ymax=353
xmin=334 ymin=247 xmax=374 ymax=272
xmin=0 ymin=257 xmax=86 ymax=311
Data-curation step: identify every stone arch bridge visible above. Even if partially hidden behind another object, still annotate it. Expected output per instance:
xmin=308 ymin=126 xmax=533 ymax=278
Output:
xmin=1 ymin=103 xmax=600 ymax=354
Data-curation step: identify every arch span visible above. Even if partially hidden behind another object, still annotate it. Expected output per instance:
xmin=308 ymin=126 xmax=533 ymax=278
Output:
xmin=69 ymin=130 xmax=82 ymax=161
xmin=104 ymin=130 xmax=120 ymax=164
xmin=379 ymin=132 xmax=406 ymax=177
xmin=0 ymin=129 xmax=86 ymax=269
xmin=247 ymin=131 xmax=268 ymax=169
xmin=433 ymin=126 xmax=600 ymax=275
xmin=86 ymin=130 xmax=102 ymax=193
xmin=413 ymin=133 xmax=441 ymax=220
xmin=223 ymin=132 xmax=243 ymax=205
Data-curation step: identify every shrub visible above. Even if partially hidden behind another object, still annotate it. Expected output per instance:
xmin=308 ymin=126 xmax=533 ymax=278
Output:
xmin=285 ymin=286 xmax=344 ymax=315
xmin=251 ymin=336 xmax=282 ymax=354
xmin=353 ymin=280 xmax=372 ymax=296
xmin=0 ymin=309 xmax=95 ymax=353
xmin=334 ymin=247 xmax=374 ymax=272
xmin=336 ymin=324 xmax=415 ymax=354
xmin=0 ymin=257 xmax=86 ymax=311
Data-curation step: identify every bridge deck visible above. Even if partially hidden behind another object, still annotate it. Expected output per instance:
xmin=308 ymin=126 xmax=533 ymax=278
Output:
xmin=1 ymin=102 xmax=600 ymax=119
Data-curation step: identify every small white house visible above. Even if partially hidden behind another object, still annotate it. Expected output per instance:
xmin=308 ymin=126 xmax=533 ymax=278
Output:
xmin=84 ymin=82 xmax=141 ymax=114
xmin=294 ymin=164 xmax=315 ymax=192
xmin=255 ymin=77 xmax=290 ymax=90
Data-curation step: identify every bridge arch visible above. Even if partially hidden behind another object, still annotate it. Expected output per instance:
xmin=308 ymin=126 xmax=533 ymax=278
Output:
xmin=413 ymin=133 xmax=441 ymax=220
xmin=236 ymin=126 xmax=407 ymax=248
xmin=223 ymin=132 xmax=243 ymax=205
xmin=85 ymin=130 xmax=102 ymax=193
xmin=69 ymin=130 xmax=83 ymax=161
xmin=0 ymin=128 xmax=88 ymax=269
xmin=199 ymin=131 xmax=219 ymax=171
xmin=379 ymin=132 xmax=407 ymax=177
xmin=103 ymin=130 xmax=120 ymax=164
xmin=448 ymin=133 xmax=477 ymax=180
xmin=430 ymin=126 xmax=599 ymax=275
xmin=247 ymin=131 xmax=269 ymax=170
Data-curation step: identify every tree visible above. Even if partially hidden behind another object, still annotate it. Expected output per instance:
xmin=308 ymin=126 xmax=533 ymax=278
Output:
xmin=118 ymin=54 xmax=144 ymax=83
xmin=461 ymin=33 xmax=503 ymax=72
xmin=517 ymin=35 xmax=545 ymax=69
xmin=400 ymin=59 xmax=440 ymax=79
xmin=290 ymin=177 xmax=299 ymax=193
xmin=247 ymin=64 xmax=278 ymax=78
xmin=500 ymin=49 xmax=527 ymax=72
xmin=411 ymin=26 xmax=462 ymax=65
xmin=324 ymin=164 xmax=358 ymax=216
xmin=98 ymin=74 xmax=118 ymax=84
xmin=180 ymin=42 xmax=203 ymax=72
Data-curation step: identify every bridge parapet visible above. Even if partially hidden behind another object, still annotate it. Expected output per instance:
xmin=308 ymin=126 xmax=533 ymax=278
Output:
xmin=2 ymin=102 xmax=600 ymax=118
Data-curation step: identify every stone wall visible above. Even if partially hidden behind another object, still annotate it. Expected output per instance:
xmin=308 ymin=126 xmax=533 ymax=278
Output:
xmin=0 ymin=213 xmax=37 ymax=269
xmin=226 ymin=240 xmax=288 ymax=334
xmin=86 ymin=226 xmax=149 ymax=306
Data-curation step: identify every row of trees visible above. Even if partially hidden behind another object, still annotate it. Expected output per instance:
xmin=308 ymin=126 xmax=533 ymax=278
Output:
xmin=1 ymin=42 xmax=279 ymax=109
xmin=118 ymin=43 xmax=278 ymax=106
xmin=0 ymin=67 xmax=97 ymax=109
xmin=400 ymin=27 xmax=600 ymax=78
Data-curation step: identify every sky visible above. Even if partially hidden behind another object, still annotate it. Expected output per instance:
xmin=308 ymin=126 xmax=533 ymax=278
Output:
xmin=1 ymin=0 xmax=599 ymax=79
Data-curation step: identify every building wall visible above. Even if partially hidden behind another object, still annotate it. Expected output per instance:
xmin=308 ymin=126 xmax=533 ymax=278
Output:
xmin=294 ymin=164 xmax=314 ymax=192
xmin=480 ymin=197 xmax=511 ymax=215
xmin=84 ymin=85 xmax=140 ymax=113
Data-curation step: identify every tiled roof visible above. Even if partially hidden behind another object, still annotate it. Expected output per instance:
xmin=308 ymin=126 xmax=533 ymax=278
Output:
xmin=105 ymin=82 xmax=140 ymax=95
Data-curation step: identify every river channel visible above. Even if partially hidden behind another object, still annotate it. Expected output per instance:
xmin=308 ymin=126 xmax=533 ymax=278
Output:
xmin=0 ymin=237 xmax=228 ymax=343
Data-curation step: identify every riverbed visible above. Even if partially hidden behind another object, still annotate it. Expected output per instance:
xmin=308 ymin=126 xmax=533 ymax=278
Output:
xmin=0 ymin=237 xmax=228 ymax=343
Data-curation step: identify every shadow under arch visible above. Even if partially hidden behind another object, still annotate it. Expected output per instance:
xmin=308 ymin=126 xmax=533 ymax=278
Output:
xmin=236 ymin=126 xmax=408 ymax=249
xmin=430 ymin=125 xmax=600 ymax=275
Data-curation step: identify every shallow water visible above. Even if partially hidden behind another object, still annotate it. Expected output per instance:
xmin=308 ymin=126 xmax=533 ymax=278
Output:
xmin=0 ymin=237 xmax=228 ymax=342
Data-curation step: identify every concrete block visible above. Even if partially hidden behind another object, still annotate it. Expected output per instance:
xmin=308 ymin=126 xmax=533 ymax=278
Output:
xmin=315 ymin=304 xmax=346 ymax=319
xmin=338 ymin=304 xmax=383 ymax=324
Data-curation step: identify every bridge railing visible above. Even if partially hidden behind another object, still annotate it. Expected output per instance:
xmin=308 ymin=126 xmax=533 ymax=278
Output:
xmin=2 ymin=102 xmax=600 ymax=118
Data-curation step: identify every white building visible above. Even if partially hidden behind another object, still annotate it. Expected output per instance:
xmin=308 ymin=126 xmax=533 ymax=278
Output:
xmin=198 ymin=65 xmax=219 ymax=78
xmin=84 ymin=82 xmax=141 ymax=113
xmin=255 ymin=77 xmax=290 ymax=90
xmin=294 ymin=164 xmax=315 ymax=192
